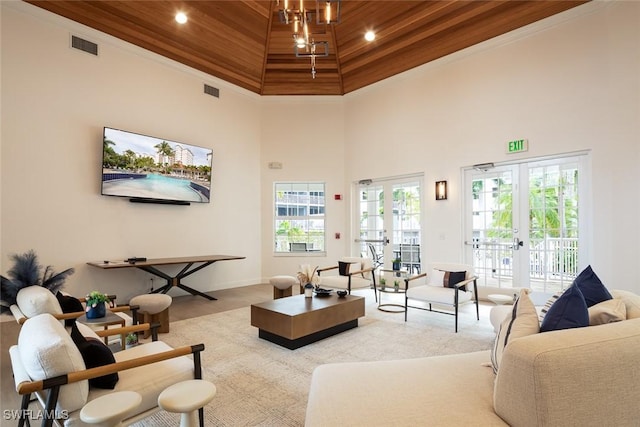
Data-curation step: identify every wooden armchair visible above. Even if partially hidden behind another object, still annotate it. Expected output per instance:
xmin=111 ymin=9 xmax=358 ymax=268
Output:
xmin=317 ymin=257 xmax=377 ymax=302
xmin=404 ymin=262 xmax=479 ymax=332
xmin=9 ymin=313 xmax=205 ymax=427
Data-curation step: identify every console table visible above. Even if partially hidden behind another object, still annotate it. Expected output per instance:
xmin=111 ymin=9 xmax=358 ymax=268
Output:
xmin=87 ymin=255 xmax=245 ymax=300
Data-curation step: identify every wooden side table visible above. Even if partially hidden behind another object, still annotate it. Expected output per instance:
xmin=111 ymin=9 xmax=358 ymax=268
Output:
xmin=77 ymin=312 xmax=126 ymax=350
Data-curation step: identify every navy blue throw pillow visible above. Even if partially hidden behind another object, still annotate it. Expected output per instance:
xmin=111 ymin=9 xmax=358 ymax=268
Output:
xmin=540 ymin=284 xmax=589 ymax=332
xmin=70 ymin=323 xmax=119 ymax=389
xmin=573 ymin=265 xmax=612 ymax=307
xmin=338 ymin=261 xmax=352 ymax=276
xmin=56 ymin=292 xmax=84 ymax=327
xmin=443 ymin=271 xmax=467 ymax=291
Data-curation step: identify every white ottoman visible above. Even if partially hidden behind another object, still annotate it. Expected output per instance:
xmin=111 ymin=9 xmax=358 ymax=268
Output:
xmin=129 ymin=293 xmax=172 ymax=338
xmin=80 ymin=391 xmax=141 ymax=427
xmin=490 ymin=304 xmax=514 ymax=333
xmin=269 ymin=275 xmax=298 ymax=299
xmin=158 ymin=379 xmax=216 ymax=427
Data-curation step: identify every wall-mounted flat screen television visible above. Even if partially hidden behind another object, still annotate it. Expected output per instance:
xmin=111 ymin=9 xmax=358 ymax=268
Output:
xmin=101 ymin=127 xmax=213 ymax=204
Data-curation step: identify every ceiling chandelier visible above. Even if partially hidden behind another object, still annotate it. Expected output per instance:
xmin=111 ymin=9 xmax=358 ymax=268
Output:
xmin=276 ymin=0 xmax=341 ymax=79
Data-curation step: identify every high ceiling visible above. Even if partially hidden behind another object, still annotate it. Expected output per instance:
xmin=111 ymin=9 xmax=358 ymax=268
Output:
xmin=26 ymin=1 xmax=587 ymax=96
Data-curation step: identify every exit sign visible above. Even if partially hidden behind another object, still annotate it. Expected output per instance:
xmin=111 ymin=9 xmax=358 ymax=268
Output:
xmin=507 ymin=139 xmax=528 ymax=154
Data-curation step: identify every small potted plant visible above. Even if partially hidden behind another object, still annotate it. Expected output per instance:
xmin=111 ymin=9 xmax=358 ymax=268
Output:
xmin=380 ymin=277 xmax=386 ymax=291
xmin=392 ymin=257 xmax=402 ymax=271
xmin=85 ymin=291 xmax=110 ymax=319
xmin=394 ymin=280 xmax=400 ymax=292
xmin=125 ymin=332 xmax=139 ymax=349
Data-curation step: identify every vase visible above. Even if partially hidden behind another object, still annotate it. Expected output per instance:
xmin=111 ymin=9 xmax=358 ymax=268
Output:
xmin=304 ymin=284 xmax=314 ymax=298
xmin=86 ymin=303 xmax=106 ymax=319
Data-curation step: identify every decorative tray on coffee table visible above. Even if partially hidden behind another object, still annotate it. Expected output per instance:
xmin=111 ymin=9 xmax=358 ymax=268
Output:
xmin=313 ymin=288 xmax=333 ymax=297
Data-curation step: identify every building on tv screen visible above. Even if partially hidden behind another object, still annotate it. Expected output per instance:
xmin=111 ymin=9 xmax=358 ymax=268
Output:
xmin=102 ymin=127 xmax=213 ymax=203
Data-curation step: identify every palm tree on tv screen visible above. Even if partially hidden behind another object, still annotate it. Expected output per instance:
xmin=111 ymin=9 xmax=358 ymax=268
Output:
xmin=154 ymin=141 xmax=175 ymax=169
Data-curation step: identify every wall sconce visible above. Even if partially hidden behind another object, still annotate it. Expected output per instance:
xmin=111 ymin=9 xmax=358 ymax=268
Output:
xmin=435 ymin=180 xmax=448 ymax=200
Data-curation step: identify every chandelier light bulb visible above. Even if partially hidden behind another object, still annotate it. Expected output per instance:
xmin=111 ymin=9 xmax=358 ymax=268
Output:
xmin=364 ymin=30 xmax=375 ymax=42
xmin=175 ymin=12 xmax=187 ymax=24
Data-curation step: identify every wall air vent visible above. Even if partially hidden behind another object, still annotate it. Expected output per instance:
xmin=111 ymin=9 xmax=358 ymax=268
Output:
xmin=204 ymin=84 xmax=220 ymax=98
xmin=71 ymin=35 xmax=98 ymax=56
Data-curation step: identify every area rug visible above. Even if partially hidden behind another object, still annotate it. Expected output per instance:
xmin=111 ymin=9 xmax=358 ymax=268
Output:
xmin=132 ymin=293 xmax=495 ymax=426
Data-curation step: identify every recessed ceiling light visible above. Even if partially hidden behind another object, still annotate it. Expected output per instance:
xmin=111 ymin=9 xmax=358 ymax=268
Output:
xmin=364 ymin=31 xmax=375 ymax=42
xmin=175 ymin=12 xmax=187 ymax=24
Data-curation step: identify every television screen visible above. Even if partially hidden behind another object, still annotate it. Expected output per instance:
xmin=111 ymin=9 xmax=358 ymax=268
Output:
xmin=101 ymin=127 xmax=213 ymax=204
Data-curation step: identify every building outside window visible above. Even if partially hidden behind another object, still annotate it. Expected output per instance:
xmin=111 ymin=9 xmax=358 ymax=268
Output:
xmin=274 ymin=182 xmax=325 ymax=253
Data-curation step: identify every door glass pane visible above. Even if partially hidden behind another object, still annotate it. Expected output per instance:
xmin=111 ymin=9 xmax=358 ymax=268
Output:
xmin=528 ymin=162 xmax=579 ymax=292
xmin=359 ymin=184 xmax=384 ymax=258
xmin=392 ymin=183 xmax=421 ymax=274
xmin=470 ymin=170 xmax=515 ymax=288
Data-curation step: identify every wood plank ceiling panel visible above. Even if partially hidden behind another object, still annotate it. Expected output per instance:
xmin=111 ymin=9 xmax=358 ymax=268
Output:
xmin=25 ymin=0 xmax=588 ymax=96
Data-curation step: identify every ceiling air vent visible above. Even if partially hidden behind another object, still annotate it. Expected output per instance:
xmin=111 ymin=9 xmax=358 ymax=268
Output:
xmin=71 ymin=35 xmax=98 ymax=56
xmin=204 ymin=84 xmax=220 ymax=98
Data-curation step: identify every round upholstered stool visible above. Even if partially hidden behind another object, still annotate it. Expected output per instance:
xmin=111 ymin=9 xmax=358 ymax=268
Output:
xmin=488 ymin=294 xmax=514 ymax=305
xmin=490 ymin=304 xmax=515 ymax=333
xmin=269 ymin=275 xmax=298 ymax=299
xmin=129 ymin=294 xmax=172 ymax=338
xmin=80 ymin=391 xmax=141 ymax=427
xmin=158 ymin=379 xmax=216 ymax=427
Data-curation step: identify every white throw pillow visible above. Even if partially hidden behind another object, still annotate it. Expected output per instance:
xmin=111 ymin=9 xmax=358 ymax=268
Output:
xmin=588 ymin=299 xmax=626 ymax=325
xmin=427 ymin=269 xmax=445 ymax=287
xmin=491 ymin=289 xmax=539 ymax=374
xmin=18 ymin=313 xmax=88 ymax=412
xmin=16 ymin=286 xmax=63 ymax=323
xmin=611 ymin=289 xmax=640 ymax=319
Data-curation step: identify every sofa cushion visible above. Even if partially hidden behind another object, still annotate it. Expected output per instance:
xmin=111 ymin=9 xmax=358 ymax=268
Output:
xmin=406 ymin=285 xmax=472 ymax=305
xmin=306 ymin=351 xmax=507 ymax=427
xmin=588 ymin=299 xmax=626 ymax=325
xmin=573 ymin=265 xmax=612 ymax=307
xmin=540 ymin=284 xmax=589 ymax=332
xmin=70 ymin=323 xmax=119 ymax=389
xmin=611 ymin=289 xmax=640 ymax=319
xmin=18 ymin=313 xmax=88 ymax=413
xmin=491 ymin=289 xmax=539 ymax=374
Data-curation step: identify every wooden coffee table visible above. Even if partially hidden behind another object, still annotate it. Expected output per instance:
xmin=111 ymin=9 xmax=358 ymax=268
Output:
xmin=250 ymin=294 xmax=365 ymax=349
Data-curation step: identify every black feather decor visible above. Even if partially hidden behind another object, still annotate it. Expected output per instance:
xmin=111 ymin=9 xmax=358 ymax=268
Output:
xmin=0 ymin=250 xmax=75 ymax=312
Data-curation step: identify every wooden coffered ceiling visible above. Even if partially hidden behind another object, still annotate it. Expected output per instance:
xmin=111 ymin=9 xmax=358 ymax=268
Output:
xmin=26 ymin=1 xmax=587 ymax=96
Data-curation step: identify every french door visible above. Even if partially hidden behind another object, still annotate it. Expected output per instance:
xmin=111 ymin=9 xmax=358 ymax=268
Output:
xmin=355 ymin=175 xmax=422 ymax=273
xmin=463 ymin=154 xmax=588 ymax=293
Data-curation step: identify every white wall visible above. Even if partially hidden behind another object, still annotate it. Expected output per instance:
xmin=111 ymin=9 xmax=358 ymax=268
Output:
xmin=260 ymin=98 xmax=346 ymax=278
xmin=1 ymin=2 xmax=263 ymax=302
xmin=342 ymin=1 xmax=640 ymax=291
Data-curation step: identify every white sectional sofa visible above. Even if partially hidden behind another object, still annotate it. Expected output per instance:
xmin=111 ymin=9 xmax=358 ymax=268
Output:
xmin=305 ymin=291 xmax=640 ymax=426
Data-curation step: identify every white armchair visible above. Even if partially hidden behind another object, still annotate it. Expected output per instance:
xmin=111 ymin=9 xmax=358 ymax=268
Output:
xmin=317 ymin=257 xmax=377 ymax=302
xmin=9 ymin=313 xmax=205 ymax=427
xmin=404 ymin=262 xmax=479 ymax=332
